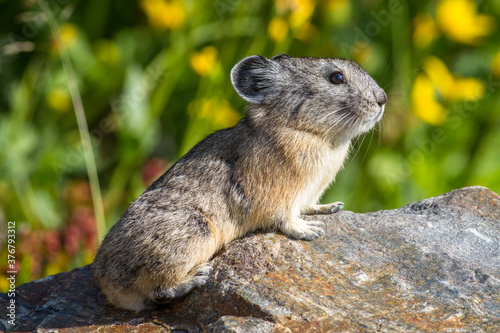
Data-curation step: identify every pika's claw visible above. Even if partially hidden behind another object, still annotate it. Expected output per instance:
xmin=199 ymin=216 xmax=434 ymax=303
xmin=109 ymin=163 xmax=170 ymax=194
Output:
xmin=192 ymin=262 xmax=212 ymax=286
xmin=303 ymin=202 xmax=344 ymax=215
xmin=280 ymin=218 xmax=325 ymax=241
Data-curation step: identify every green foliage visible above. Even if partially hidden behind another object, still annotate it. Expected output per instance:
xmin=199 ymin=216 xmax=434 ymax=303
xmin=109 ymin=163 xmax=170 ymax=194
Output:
xmin=1 ymin=0 xmax=499 ymax=288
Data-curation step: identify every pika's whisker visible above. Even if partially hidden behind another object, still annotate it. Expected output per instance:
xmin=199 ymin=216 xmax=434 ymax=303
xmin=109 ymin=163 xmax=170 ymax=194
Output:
xmin=322 ymin=105 xmax=352 ymax=120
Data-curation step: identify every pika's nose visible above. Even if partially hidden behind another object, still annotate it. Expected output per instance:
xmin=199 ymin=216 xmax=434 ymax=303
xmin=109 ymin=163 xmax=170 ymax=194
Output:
xmin=374 ymin=89 xmax=388 ymax=106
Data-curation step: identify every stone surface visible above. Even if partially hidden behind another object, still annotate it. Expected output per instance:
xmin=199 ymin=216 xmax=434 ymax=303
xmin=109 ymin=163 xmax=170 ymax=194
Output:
xmin=1 ymin=186 xmax=499 ymax=332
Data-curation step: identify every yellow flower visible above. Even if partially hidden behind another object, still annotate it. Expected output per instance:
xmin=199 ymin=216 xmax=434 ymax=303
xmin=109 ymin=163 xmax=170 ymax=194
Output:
xmin=423 ymin=56 xmax=455 ymax=100
xmin=492 ymin=51 xmax=500 ymax=78
xmin=268 ymin=17 xmax=289 ymax=43
xmin=413 ymin=14 xmax=439 ymax=48
xmin=206 ymin=99 xmax=240 ymax=129
xmin=272 ymin=0 xmax=315 ymax=40
xmin=190 ymin=98 xmax=240 ymax=129
xmin=436 ymin=0 xmax=496 ymax=45
xmin=61 ymin=23 xmax=77 ymax=45
xmin=140 ymin=0 xmax=185 ymax=29
xmin=411 ymin=73 xmax=447 ymax=126
xmin=412 ymin=56 xmax=486 ymax=125
xmin=289 ymin=0 xmax=316 ymax=30
xmin=294 ymin=21 xmax=317 ymax=42
xmin=190 ymin=46 xmax=218 ymax=77
xmin=47 ymin=88 xmax=72 ymax=113
xmin=423 ymin=56 xmax=485 ymax=101
xmin=452 ymin=78 xmax=485 ymax=101
xmin=52 ymin=23 xmax=77 ymax=51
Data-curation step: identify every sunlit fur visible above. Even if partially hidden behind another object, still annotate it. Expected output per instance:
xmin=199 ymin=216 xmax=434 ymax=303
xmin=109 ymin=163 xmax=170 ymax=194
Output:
xmin=92 ymin=54 xmax=387 ymax=311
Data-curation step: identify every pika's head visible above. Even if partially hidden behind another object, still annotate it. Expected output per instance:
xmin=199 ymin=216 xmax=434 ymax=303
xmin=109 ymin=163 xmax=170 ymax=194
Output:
xmin=231 ymin=54 xmax=387 ymax=143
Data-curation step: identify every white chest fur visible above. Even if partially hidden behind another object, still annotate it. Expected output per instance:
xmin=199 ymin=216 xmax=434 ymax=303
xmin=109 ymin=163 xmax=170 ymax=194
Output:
xmin=291 ymin=142 xmax=350 ymax=217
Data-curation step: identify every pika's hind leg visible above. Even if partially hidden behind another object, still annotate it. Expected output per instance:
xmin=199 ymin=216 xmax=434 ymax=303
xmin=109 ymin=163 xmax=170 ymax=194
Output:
xmin=150 ymin=262 xmax=212 ymax=304
xmin=279 ymin=217 xmax=325 ymax=241
xmin=303 ymin=202 xmax=344 ymax=215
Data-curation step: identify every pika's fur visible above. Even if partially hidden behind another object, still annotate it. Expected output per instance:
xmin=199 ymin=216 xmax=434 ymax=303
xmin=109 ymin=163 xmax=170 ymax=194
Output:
xmin=92 ymin=54 xmax=387 ymax=311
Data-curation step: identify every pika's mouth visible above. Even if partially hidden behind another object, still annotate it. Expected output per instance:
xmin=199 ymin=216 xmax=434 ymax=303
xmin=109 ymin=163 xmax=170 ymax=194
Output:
xmin=361 ymin=105 xmax=384 ymax=124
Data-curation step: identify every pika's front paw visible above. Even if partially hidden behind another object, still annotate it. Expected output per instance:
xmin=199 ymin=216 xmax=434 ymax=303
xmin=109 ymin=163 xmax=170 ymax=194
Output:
xmin=192 ymin=262 xmax=212 ymax=287
xmin=280 ymin=219 xmax=325 ymax=241
xmin=324 ymin=201 xmax=344 ymax=213
xmin=304 ymin=202 xmax=344 ymax=215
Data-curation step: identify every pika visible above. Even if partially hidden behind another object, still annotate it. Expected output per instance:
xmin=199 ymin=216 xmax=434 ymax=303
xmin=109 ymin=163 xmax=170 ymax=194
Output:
xmin=92 ymin=54 xmax=387 ymax=311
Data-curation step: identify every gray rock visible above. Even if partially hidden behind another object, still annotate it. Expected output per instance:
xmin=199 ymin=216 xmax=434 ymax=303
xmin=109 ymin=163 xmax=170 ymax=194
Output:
xmin=207 ymin=316 xmax=275 ymax=333
xmin=1 ymin=186 xmax=499 ymax=332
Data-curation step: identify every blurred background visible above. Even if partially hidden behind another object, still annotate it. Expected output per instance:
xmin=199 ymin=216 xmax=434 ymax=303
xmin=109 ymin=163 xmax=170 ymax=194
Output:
xmin=1 ymin=0 xmax=499 ymax=288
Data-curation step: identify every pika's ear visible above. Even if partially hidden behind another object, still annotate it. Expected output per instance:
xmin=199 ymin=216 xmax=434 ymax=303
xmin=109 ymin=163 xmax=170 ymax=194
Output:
xmin=230 ymin=55 xmax=278 ymax=104
xmin=271 ymin=53 xmax=290 ymax=60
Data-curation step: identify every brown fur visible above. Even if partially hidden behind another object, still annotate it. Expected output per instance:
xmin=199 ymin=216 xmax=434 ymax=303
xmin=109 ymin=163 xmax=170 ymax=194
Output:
xmin=92 ymin=54 xmax=387 ymax=311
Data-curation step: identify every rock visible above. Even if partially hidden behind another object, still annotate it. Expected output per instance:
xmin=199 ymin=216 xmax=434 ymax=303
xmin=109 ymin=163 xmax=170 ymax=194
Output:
xmin=207 ymin=316 xmax=276 ymax=333
xmin=1 ymin=186 xmax=499 ymax=332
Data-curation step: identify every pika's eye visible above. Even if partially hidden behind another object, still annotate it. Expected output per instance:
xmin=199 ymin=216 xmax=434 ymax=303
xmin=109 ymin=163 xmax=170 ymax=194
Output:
xmin=329 ymin=72 xmax=345 ymax=84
